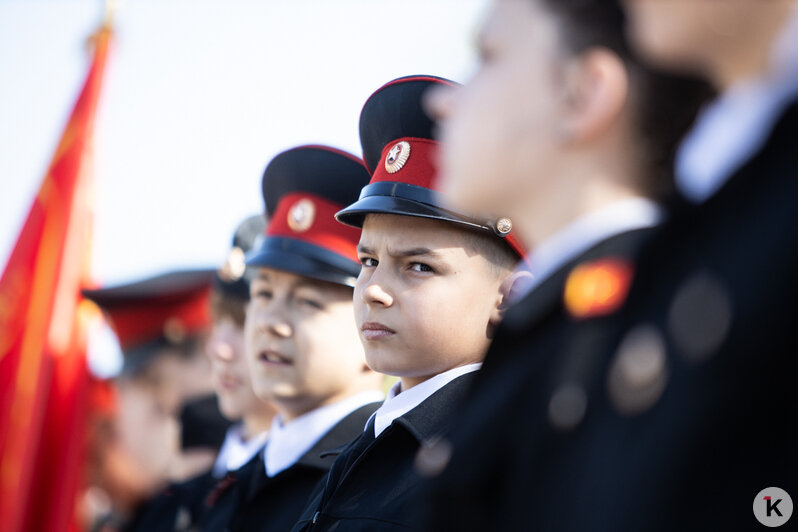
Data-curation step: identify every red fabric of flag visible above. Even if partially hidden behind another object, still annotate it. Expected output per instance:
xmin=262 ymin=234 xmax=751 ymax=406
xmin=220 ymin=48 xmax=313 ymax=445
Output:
xmin=0 ymin=25 xmax=112 ymax=532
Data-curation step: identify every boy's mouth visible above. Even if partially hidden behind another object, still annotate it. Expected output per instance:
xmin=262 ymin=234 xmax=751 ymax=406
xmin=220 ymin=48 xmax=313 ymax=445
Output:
xmin=361 ymin=322 xmax=396 ymax=341
xmin=258 ymin=349 xmax=293 ymax=366
xmin=218 ymin=374 xmax=242 ymax=391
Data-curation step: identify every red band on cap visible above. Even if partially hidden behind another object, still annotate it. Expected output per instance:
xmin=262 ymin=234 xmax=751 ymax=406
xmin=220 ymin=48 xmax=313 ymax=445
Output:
xmin=370 ymin=137 xmax=439 ymax=189
xmin=267 ymin=192 xmax=360 ymax=262
xmin=108 ymin=287 xmax=211 ymax=351
xmin=368 ymin=137 xmax=526 ymax=258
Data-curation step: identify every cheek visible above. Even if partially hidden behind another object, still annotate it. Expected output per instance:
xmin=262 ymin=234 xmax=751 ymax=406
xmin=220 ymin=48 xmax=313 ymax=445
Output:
xmin=442 ymin=66 xmax=554 ymax=215
xmin=438 ymin=278 xmax=497 ymax=345
xmin=352 ymin=285 xmax=366 ymax=323
xmin=243 ymin=316 xmax=259 ymax=361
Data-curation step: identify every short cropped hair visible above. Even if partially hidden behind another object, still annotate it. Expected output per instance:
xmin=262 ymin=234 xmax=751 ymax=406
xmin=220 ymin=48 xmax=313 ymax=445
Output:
xmin=210 ymin=289 xmax=247 ymax=328
xmin=463 ymin=229 xmax=520 ymax=276
xmin=537 ymin=0 xmax=715 ymax=198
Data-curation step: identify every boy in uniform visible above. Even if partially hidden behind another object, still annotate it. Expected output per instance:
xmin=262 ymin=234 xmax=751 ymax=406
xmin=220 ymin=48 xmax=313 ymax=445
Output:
xmin=291 ymin=75 xmax=525 ymax=531
xmin=82 ymin=269 xmax=229 ymax=529
xmin=132 ymin=215 xmax=279 ymax=531
xmin=199 ymin=145 xmax=385 ymax=532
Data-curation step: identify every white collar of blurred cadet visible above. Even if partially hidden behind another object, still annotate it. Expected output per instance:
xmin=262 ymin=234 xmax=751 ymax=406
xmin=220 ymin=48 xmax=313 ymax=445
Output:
xmin=212 ymin=423 xmax=269 ymax=478
xmin=511 ymin=197 xmax=664 ymax=305
xmin=264 ymin=390 xmax=385 ymax=477
xmin=676 ymin=7 xmax=798 ymax=204
xmin=369 ymin=363 xmax=482 ymax=439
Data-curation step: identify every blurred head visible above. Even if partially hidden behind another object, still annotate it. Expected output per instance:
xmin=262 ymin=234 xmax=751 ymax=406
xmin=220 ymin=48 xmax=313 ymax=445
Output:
xmin=622 ymin=0 xmax=796 ymax=88
xmin=207 ymin=289 xmax=276 ymax=431
xmin=355 ymin=214 xmax=521 ymax=390
xmin=245 ymin=267 xmax=382 ymax=421
xmin=428 ymin=0 xmax=711 ymax=245
xmin=114 ymin=371 xmax=179 ymax=490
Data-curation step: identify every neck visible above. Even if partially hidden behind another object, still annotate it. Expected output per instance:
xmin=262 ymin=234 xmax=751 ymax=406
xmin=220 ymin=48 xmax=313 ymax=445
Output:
xmin=275 ymin=387 xmax=370 ymax=423
xmin=712 ymin=7 xmax=794 ymax=90
xmin=241 ymin=406 xmax=276 ymax=440
xmin=713 ymin=41 xmax=775 ymax=90
xmin=399 ymin=376 xmax=429 ymax=392
xmin=516 ymin=164 xmax=644 ymax=252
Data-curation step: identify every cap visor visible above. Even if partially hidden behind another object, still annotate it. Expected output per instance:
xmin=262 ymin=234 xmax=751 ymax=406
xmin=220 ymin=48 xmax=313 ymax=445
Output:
xmin=245 ymin=237 xmax=359 ymax=287
xmin=336 ymin=195 xmax=486 ymax=232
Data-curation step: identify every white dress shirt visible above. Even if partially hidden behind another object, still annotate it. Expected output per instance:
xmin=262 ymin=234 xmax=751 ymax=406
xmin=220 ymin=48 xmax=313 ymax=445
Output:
xmin=369 ymin=363 xmax=482 ymax=438
xmin=211 ymin=424 xmax=269 ymax=478
xmin=513 ymin=198 xmax=664 ymax=303
xmin=264 ymin=390 xmax=384 ymax=477
xmin=676 ymin=7 xmax=798 ymax=203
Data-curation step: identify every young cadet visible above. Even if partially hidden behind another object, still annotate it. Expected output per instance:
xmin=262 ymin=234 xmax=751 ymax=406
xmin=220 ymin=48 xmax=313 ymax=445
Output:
xmin=575 ymin=1 xmax=798 ymax=528
xmin=130 ymin=216 xmax=279 ymax=531
xmin=82 ymin=269 xmax=230 ymax=528
xmin=198 ymin=145 xmax=385 ymax=532
xmin=291 ymin=75 xmax=525 ymax=532
xmin=418 ymin=0 xmax=714 ymax=530
xmin=207 ymin=214 xmax=276 ymax=480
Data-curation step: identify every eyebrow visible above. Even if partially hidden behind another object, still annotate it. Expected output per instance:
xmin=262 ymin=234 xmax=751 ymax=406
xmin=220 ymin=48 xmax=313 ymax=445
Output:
xmin=358 ymin=244 xmax=442 ymax=259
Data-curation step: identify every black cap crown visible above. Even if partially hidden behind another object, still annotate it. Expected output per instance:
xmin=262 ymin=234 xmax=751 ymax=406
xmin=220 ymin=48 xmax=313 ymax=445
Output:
xmin=246 ymin=145 xmax=371 ymax=287
xmin=214 ymin=214 xmax=266 ymax=300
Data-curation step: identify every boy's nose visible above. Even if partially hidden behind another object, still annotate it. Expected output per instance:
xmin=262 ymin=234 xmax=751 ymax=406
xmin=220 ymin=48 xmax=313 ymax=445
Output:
xmin=424 ymin=83 xmax=456 ymax=124
xmin=257 ymin=307 xmax=293 ymax=338
xmin=362 ymin=281 xmax=394 ymax=307
xmin=209 ymin=338 xmax=235 ymax=361
xmin=268 ymin=321 xmax=292 ymax=338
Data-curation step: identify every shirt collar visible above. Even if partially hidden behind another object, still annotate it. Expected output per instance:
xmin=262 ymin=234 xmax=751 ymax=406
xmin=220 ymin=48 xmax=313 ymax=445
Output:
xmin=514 ymin=197 xmax=663 ymax=303
xmin=212 ymin=424 xmax=269 ymax=478
xmin=264 ymin=390 xmax=384 ymax=477
xmin=676 ymin=7 xmax=798 ymax=203
xmin=369 ymin=363 xmax=482 ymax=438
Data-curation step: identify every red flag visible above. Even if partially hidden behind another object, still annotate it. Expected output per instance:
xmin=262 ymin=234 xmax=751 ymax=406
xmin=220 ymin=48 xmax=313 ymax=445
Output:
xmin=0 ymin=23 xmax=112 ymax=532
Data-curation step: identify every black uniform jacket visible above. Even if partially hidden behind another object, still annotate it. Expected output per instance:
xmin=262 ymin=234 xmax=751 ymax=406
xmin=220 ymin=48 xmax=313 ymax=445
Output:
xmin=124 ymin=470 xmax=216 ymax=532
xmin=422 ymin=101 xmax=798 ymax=531
xmin=198 ymin=402 xmax=380 ymax=532
xmin=293 ymin=372 xmax=478 ymax=531
xmin=420 ymin=227 xmax=654 ymax=532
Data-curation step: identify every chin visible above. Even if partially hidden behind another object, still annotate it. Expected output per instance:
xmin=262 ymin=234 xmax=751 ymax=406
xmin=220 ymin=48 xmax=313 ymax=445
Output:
xmin=219 ymin=402 xmax=242 ymax=422
xmin=364 ymin=351 xmax=399 ymax=377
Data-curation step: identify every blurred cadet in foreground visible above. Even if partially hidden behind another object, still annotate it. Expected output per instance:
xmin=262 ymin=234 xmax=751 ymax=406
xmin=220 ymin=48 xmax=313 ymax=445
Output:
xmin=82 ymin=269 xmax=231 ymax=530
xmin=421 ymin=0 xmax=715 ymax=530
xmin=607 ymin=0 xmax=797 ymax=526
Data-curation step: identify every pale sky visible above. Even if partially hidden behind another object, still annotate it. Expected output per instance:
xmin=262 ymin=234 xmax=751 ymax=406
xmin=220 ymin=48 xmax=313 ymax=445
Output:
xmin=0 ymin=0 xmax=488 ymax=375
xmin=0 ymin=0 xmax=487 ymax=284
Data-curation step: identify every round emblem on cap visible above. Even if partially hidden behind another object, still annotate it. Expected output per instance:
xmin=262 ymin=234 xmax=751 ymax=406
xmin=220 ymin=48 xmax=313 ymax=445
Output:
xmin=287 ymin=198 xmax=315 ymax=233
xmin=385 ymin=141 xmax=411 ymax=174
xmin=163 ymin=317 xmax=187 ymax=345
xmin=218 ymin=246 xmax=246 ymax=282
xmin=495 ymin=218 xmax=513 ymax=235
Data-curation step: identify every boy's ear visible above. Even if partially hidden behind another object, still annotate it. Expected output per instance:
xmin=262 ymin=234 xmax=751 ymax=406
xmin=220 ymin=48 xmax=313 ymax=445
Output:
xmin=557 ymin=48 xmax=629 ymax=145
xmin=488 ymin=270 xmax=535 ymax=338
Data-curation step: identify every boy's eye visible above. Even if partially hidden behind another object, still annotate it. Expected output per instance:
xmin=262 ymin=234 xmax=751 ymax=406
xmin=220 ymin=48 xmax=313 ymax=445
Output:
xmin=409 ymin=262 xmax=434 ymax=273
xmin=298 ymin=298 xmax=323 ymax=310
xmin=252 ymin=289 xmax=273 ymax=300
xmin=360 ymin=257 xmax=378 ymax=268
